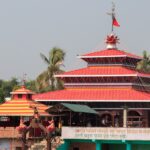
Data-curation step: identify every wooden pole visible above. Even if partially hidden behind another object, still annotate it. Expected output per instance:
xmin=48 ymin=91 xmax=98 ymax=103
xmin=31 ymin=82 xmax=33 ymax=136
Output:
xmin=112 ymin=112 xmax=115 ymax=127
xmin=47 ymin=134 xmax=51 ymax=150
xmin=22 ymin=131 xmax=27 ymax=150
xmin=70 ymin=111 xmax=72 ymax=126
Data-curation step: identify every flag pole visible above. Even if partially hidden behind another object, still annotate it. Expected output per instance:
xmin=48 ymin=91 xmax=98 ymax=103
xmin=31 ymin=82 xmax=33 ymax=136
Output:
xmin=112 ymin=15 xmax=114 ymax=32
xmin=111 ymin=2 xmax=115 ymax=33
xmin=107 ymin=2 xmax=120 ymax=33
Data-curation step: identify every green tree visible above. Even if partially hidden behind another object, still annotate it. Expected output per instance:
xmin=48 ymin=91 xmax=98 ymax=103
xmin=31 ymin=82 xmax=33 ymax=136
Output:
xmin=136 ymin=51 xmax=150 ymax=73
xmin=3 ymin=78 xmax=18 ymax=97
xmin=36 ymin=47 xmax=65 ymax=92
xmin=0 ymin=78 xmax=18 ymax=103
xmin=0 ymin=88 xmax=4 ymax=103
xmin=26 ymin=80 xmax=37 ymax=92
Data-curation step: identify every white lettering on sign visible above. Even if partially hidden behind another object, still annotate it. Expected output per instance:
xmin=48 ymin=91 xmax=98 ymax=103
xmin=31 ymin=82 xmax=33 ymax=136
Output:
xmin=62 ymin=127 xmax=150 ymax=141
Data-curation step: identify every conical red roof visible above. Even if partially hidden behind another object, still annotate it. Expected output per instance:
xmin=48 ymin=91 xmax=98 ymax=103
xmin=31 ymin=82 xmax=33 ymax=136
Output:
xmin=0 ymin=99 xmax=49 ymax=116
xmin=10 ymin=86 xmax=34 ymax=94
xmin=0 ymin=86 xmax=50 ymax=116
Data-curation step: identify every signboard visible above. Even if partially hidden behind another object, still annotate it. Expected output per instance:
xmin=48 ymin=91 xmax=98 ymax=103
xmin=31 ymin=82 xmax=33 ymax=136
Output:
xmin=62 ymin=127 xmax=150 ymax=141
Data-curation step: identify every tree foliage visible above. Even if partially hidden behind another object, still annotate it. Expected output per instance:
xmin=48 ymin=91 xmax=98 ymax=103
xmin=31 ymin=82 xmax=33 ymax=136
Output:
xmin=36 ymin=47 xmax=65 ymax=92
xmin=136 ymin=51 xmax=150 ymax=73
xmin=0 ymin=78 xmax=18 ymax=103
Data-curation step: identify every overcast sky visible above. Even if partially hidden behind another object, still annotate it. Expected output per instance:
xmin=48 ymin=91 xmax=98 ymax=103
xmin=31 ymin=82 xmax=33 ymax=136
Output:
xmin=0 ymin=0 xmax=150 ymax=80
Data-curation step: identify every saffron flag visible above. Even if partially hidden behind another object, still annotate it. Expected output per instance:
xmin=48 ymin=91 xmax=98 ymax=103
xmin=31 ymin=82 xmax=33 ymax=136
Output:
xmin=113 ymin=17 xmax=120 ymax=27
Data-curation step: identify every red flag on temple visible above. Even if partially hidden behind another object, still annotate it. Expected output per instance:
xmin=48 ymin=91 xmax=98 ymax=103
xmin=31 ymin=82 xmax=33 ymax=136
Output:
xmin=113 ymin=17 xmax=120 ymax=27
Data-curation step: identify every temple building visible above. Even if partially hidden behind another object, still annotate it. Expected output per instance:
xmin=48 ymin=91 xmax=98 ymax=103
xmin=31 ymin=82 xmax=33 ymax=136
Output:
xmin=34 ymin=32 xmax=150 ymax=150
xmin=0 ymin=85 xmax=50 ymax=150
xmin=0 ymin=4 xmax=150 ymax=150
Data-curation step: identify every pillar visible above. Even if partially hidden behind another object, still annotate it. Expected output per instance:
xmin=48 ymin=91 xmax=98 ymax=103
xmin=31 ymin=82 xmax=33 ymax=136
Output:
xmin=123 ymin=107 xmax=128 ymax=128
xmin=96 ymin=142 xmax=102 ymax=150
xmin=112 ymin=111 xmax=115 ymax=127
xmin=126 ymin=143 xmax=131 ymax=150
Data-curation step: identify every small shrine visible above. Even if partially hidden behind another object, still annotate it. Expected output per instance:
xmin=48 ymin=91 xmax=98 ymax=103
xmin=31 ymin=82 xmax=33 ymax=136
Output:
xmin=0 ymin=85 xmax=55 ymax=150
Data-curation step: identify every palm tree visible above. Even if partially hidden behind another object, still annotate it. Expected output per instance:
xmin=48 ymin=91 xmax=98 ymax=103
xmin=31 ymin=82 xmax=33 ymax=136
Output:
xmin=136 ymin=51 xmax=150 ymax=73
xmin=36 ymin=47 xmax=65 ymax=92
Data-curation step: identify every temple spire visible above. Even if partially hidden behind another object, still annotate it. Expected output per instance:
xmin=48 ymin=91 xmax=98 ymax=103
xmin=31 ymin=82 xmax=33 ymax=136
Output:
xmin=106 ymin=2 xmax=120 ymax=49
xmin=22 ymin=73 xmax=27 ymax=88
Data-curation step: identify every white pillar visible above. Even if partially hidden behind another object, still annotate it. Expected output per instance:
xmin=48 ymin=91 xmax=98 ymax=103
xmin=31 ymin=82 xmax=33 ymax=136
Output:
xmin=123 ymin=107 xmax=127 ymax=128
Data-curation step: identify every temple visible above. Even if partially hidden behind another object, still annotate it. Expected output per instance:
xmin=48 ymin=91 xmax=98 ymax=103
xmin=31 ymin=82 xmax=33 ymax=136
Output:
xmin=0 ymin=4 xmax=150 ymax=150
xmin=34 ymin=33 xmax=150 ymax=150
xmin=0 ymin=85 xmax=52 ymax=150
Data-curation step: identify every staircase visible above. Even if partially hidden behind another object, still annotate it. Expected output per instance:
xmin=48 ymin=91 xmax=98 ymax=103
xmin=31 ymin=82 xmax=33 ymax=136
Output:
xmin=29 ymin=139 xmax=47 ymax=150
xmin=29 ymin=137 xmax=64 ymax=150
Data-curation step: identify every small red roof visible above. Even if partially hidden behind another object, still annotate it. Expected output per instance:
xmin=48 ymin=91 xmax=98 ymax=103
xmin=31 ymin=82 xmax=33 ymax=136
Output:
xmin=80 ymin=49 xmax=142 ymax=59
xmin=11 ymin=86 xmax=34 ymax=94
xmin=55 ymin=66 xmax=150 ymax=77
xmin=33 ymin=87 xmax=150 ymax=102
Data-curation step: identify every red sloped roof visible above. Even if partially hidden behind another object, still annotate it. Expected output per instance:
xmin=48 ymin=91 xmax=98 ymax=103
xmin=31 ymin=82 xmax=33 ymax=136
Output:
xmin=33 ymin=87 xmax=150 ymax=102
xmin=80 ymin=49 xmax=142 ymax=59
xmin=55 ymin=66 xmax=150 ymax=77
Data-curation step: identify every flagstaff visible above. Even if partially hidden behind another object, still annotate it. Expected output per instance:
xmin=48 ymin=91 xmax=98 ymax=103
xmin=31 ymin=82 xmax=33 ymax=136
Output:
xmin=107 ymin=2 xmax=120 ymax=32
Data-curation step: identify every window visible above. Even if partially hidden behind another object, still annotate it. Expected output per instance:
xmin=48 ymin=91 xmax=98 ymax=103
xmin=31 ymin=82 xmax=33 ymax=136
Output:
xmin=18 ymin=94 xmax=22 ymax=99
xmin=28 ymin=94 xmax=32 ymax=99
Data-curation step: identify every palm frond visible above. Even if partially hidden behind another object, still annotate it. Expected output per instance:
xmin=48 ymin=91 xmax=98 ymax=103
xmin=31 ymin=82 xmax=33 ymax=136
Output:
xmin=49 ymin=47 xmax=65 ymax=65
xmin=37 ymin=47 xmax=65 ymax=92
xmin=136 ymin=50 xmax=150 ymax=73
xmin=40 ymin=53 xmax=49 ymax=65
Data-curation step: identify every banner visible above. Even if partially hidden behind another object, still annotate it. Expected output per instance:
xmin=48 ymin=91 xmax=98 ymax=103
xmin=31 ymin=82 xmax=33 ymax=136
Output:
xmin=62 ymin=127 xmax=150 ymax=141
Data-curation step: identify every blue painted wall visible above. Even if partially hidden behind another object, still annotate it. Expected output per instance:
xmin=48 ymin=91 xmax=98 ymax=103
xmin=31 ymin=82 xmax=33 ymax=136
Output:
xmin=0 ymin=139 xmax=10 ymax=150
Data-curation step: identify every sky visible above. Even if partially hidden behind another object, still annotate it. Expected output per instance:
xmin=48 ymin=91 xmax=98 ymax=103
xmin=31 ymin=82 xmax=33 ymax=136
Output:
xmin=0 ymin=0 xmax=150 ymax=80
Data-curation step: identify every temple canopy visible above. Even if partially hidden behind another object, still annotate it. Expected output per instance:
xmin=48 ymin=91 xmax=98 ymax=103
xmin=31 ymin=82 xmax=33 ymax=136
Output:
xmin=48 ymin=103 xmax=98 ymax=114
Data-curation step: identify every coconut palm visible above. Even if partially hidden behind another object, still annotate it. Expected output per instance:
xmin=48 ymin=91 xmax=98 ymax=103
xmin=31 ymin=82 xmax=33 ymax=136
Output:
xmin=136 ymin=51 xmax=150 ymax=73
xmin=36 ymin=47 xmax=65 ymax=92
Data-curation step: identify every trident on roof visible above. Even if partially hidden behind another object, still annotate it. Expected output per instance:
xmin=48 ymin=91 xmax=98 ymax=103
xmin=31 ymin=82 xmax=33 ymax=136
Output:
xmin=22 ymin=73 xmax=27 ymax=87
xmin=107 ymin=2 xmax=120 ymax=32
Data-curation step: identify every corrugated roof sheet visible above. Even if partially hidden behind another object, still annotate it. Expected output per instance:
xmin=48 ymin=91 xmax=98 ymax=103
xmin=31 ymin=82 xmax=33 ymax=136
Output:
xmin=61 ymin=103 xmax=98 ymax=114
xmin=0 ymin=99 xmax=50 ymax=116
xmin=34 ymin=87 xmax=150 ymax=102
xmin=81 ymin=49 xmax=142 ymax=59
xmin=55 ymin=66 xmax=150 ymax=77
